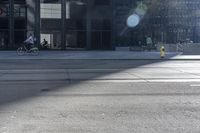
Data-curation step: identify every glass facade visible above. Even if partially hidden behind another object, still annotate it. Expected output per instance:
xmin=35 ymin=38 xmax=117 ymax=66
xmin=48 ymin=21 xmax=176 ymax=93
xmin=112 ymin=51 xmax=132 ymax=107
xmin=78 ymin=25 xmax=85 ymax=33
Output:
xmin=1 ymin=0 xmax=200 ymax=50
xmin=40 ymin=0 xmax=62 ymax=49
xmin=0 ymin=0 xmax=26 ymax=49
xmin=113 ymin=0 xmax=200 ymax=47
xmin=40 ymin=0 xmax=112 ymax=50
xmin=0 ymin=1 xmax=9 ymax=49
xmin=0 ymin=0 xmax=113 ymax=50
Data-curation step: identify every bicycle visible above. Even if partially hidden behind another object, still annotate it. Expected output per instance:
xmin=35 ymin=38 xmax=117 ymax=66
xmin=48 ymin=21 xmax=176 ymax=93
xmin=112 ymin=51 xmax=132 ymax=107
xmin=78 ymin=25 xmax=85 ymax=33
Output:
xmin=17 ymin=43 xmax=39 ymax=56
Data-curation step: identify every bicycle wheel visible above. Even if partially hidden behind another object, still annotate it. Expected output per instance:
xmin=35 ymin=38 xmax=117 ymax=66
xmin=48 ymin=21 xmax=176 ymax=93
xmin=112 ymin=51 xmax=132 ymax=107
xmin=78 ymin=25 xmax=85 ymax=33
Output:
xmin=31 ymin=47 xmax=39 ymax=56
xmin=17 ymin=47 xmax=25 ymax=56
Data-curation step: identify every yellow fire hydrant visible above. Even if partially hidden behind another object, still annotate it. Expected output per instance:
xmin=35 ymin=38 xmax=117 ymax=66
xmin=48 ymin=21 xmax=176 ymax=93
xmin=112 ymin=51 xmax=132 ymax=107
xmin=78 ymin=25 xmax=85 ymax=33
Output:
xmin=160 ymin=46 xmax=165 ymax=58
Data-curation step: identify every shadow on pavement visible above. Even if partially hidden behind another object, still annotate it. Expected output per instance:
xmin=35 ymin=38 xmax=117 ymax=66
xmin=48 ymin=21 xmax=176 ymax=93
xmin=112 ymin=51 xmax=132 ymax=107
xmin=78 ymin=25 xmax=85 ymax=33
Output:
xmin=0 ymin=59 xmax=168 ymax=106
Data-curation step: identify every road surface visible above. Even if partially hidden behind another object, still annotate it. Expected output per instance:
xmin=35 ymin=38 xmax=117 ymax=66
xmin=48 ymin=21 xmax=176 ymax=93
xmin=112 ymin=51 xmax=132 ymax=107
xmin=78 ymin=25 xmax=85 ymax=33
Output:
xmin=0 ymin=59 xmax=200 ymax=133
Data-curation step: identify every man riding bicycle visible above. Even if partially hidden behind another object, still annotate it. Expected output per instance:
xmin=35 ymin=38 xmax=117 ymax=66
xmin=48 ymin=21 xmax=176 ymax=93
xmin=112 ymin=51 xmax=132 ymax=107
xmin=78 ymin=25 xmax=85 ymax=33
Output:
xmin=24 ymin=34 xmax=34 ymax=51
xmin=17 ymin=34 xmax=39 ymax=56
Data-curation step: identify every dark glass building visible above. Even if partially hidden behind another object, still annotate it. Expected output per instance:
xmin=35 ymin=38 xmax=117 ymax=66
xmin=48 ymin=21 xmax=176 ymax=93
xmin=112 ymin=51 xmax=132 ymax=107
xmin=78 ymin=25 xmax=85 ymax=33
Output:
xmin=0 ymin=0 xmax=26 ymax=49
xmin=114 ymin=0 xmax=200 ymax=47
xmin=1 ymin=0 xmax=200 ymax=50
xmin=0 ymin=0 xmax=112 ymax=50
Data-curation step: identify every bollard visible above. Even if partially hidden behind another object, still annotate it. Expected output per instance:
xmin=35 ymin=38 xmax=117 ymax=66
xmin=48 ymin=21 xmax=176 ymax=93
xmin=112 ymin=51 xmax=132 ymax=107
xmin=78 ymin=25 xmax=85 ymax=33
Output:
xmin=160 ymin=46 xmax=165 ymax=58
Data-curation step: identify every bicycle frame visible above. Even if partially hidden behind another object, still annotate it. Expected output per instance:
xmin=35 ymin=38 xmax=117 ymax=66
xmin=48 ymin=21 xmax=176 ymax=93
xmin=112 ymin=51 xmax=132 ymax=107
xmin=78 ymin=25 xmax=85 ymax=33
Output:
xmin=22 ymin=45 xmax=29 ymax=52
xmin=17 ymin=43 xmax=39 ymax=56
xmin=22 ymin=43 xmax=36 ymax=52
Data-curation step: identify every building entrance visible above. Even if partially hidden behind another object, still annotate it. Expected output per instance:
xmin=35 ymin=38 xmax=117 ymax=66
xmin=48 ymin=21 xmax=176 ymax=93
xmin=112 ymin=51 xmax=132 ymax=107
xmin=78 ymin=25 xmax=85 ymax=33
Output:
xmin=40 ymin=32 xmax=61 ymax=49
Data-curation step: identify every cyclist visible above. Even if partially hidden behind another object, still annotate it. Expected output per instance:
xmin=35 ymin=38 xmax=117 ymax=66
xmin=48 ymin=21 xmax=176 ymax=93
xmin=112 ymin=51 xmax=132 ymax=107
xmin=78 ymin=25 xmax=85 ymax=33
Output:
xmin=41 ymin=38 xmax=48 ymax=49
xmin=24 ymin=34 xmax=34 ymax=51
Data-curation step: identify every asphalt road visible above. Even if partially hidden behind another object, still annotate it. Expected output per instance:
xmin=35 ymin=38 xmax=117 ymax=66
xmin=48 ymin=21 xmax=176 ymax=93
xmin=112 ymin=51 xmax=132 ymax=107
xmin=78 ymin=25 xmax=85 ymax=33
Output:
xmin=0 ymin=60 xmax=200 ymax=133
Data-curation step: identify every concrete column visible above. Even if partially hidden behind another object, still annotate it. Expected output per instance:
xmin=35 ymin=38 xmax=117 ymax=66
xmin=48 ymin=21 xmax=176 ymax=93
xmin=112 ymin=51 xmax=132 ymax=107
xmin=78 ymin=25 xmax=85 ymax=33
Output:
xmin=111 ymin=0 xmax=115 ymax=50
xmin=61 ymin=0 xmax=66 ymax=50
xmin=9 ymin=0 xmax=14 ymax=49
xmin=26 ymin=0 xmax=36 ymax=35
xmin=35 ymin=0 xmax=40 ymax=47
xmin=86 ymin=0 xmax=92 ymax=49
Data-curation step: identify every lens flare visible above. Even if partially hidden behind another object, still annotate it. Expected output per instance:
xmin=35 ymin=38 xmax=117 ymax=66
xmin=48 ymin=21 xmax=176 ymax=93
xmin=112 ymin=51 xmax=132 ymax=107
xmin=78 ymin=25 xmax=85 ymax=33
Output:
xmin=127 ymin=14 xmax=140 ymax=28
xmin=135 ymin=2 xmax=148 ymax=16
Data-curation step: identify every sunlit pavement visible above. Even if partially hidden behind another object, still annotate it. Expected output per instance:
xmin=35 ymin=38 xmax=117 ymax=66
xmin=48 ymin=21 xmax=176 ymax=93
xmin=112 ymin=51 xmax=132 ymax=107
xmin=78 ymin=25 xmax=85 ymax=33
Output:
xmin=1 ymin=51 xmax=200 ymax=60
xmin=0 ymin=51 xmax=185 ymax=60
xmin=0 ymin=59 xmax=200 ymax=132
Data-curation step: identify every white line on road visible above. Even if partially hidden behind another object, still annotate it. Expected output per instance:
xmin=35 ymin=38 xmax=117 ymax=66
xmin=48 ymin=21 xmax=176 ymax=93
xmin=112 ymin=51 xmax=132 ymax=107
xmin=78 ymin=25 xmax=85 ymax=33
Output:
xmin=190 ymin=84 xmax=200 ymax=87
xmin=80 ymin=79 xmax=200 ymax=83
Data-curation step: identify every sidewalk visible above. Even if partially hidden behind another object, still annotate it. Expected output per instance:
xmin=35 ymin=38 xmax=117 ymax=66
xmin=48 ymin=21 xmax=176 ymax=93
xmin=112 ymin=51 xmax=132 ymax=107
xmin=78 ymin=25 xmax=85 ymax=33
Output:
xmin=0 ymin=51 xmax=199 ymax=60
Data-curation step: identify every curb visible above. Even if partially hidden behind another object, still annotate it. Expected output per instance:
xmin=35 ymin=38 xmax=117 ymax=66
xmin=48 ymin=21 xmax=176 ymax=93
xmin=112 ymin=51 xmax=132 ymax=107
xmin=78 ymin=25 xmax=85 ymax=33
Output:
xmin=0 ymin=58 xmax=199 ymax=60
xmin=0 ymin=51 xmax=199 ymax=60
